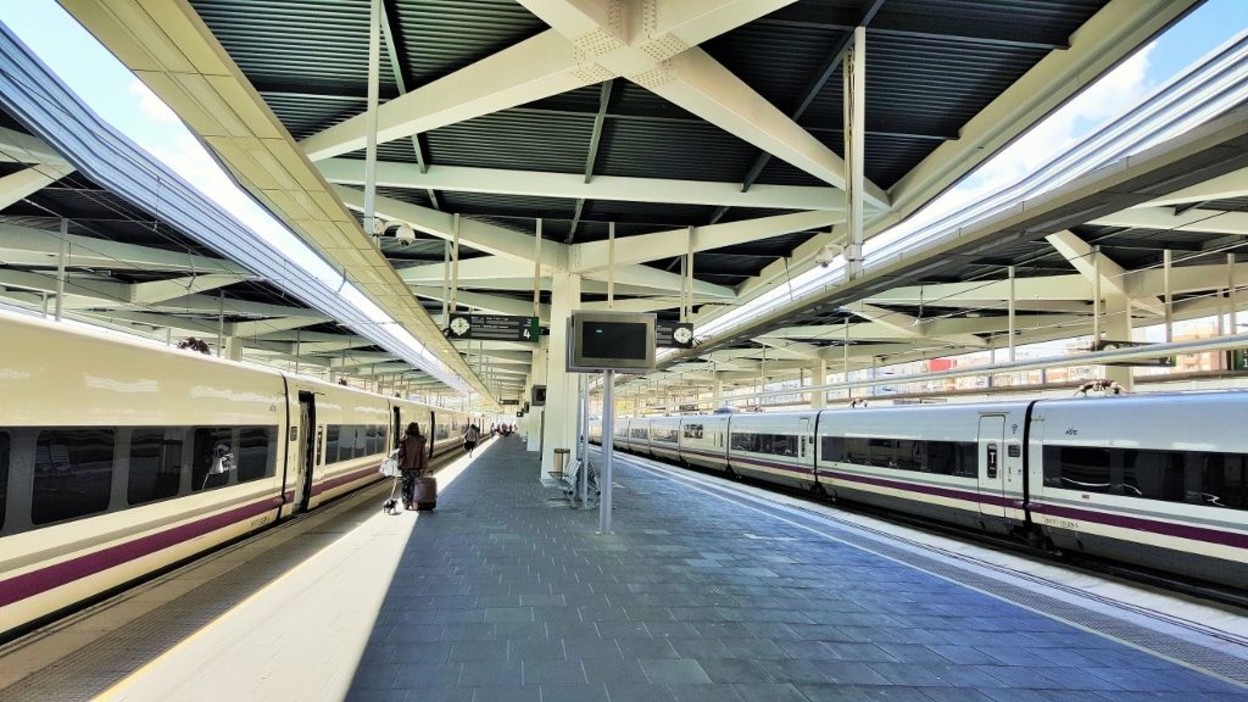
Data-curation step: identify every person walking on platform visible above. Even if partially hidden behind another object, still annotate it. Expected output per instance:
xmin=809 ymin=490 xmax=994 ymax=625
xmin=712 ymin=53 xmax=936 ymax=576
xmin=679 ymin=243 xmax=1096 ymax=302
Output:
xmin=463 ymin=423 xmax=481 ymax=456
xmin=397 ymin=422 xmax=428 ymax=510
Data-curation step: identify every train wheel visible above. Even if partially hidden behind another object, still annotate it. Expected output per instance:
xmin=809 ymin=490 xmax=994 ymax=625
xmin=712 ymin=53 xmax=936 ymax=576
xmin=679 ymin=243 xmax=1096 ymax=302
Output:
xmin=811 ymin=482 xmax=828 ymax=500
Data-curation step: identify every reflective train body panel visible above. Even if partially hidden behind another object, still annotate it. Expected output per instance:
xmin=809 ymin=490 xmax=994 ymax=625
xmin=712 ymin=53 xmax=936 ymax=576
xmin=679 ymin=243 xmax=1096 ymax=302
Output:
xmin=0 ymin=311 xmax=476 ymax=637
xmin=590 ymin=397 xmax=1248 ymax=589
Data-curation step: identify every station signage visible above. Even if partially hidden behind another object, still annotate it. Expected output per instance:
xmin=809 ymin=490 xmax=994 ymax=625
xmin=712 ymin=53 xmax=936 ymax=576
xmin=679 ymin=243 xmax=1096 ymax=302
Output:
xmin=656 ymin=321 xmax=694 ymax=349
xmin=445 ymin=314 xmax=540 ymax=343
xmin=500 ymin=398 xmax=520 ymax=406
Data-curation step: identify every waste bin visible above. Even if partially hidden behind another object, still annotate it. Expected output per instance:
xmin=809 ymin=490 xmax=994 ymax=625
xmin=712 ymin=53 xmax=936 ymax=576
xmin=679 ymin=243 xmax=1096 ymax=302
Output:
xmin=552 ymin=449 xmax=571 ymax=479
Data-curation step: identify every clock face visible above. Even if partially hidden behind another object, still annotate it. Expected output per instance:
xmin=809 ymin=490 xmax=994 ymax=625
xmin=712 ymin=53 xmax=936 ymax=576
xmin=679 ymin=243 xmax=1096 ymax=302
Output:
xmin=673 ymin=326 xmax=693 ymax=344
xmin=450 ymin=317 xmax=471 ymax=336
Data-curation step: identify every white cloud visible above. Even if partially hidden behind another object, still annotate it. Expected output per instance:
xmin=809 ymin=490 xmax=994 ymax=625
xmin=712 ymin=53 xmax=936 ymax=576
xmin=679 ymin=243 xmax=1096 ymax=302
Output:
xmin=128 ymin=78 xmax=180 ymax=124
xmin=948 ymin=45 xmax=1157 ymax=209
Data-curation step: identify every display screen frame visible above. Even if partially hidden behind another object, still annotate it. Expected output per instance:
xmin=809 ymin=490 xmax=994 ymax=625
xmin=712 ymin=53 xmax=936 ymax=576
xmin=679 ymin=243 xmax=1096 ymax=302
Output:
xmin=567 ymin=311 xmax=657 ymax=373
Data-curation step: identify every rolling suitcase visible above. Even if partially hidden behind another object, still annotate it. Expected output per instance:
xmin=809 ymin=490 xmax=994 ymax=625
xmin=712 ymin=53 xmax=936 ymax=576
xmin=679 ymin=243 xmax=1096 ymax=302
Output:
xmin=414 ymin=477 xmax=438 ymax=511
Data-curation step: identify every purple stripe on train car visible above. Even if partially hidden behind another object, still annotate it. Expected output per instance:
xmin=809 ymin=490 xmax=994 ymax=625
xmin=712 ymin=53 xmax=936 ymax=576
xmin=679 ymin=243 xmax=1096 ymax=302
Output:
xmin=824 ymin=469 xmax=1015 ymax=509
xmin=681 ymin=447 xmax=727 ymax=461
xmin=0 ymin=493 xmax=283 ymax=609
xmin=730 ymin=455 xmax=815 ymax=475
xmin=311 ymin=465 xmax=382 ymax=496
xmin=1029 ymin=501 xmax=1248 ymax=550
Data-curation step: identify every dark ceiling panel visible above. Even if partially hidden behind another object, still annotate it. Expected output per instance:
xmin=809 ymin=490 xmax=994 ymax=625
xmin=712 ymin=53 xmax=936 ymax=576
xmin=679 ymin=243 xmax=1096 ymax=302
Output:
xmin=425 ymin=109 xmax=593 ymax=173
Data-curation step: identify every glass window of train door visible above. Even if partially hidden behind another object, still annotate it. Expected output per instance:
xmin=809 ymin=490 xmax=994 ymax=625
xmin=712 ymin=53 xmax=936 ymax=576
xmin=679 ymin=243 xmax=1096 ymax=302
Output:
xmin=192 ymin=427 xmax=232 ymax=492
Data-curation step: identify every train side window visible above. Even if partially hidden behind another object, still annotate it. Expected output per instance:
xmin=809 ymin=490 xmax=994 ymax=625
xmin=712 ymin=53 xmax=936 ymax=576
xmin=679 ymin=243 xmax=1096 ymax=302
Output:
xmin=820 ymin=436 xmax=845 ymax=463
xmin=1046 ymin=446 xmax=1111 ymax=492
xmin=33 ymin=428 xmax=116 ymax=525
xmin=237 ymin=427 xmax=273 ymax=483
xmin=845 ymin=437 xmax=870 ymax=465
xmin=894 ymin=440 xmax=919 ymax=472
xmin=0 ymin=432 xmax=8 ymax=529
xmin=867 ymin=437 xmax=896 ymax=468
xmin=128 ymin=428 xmax=183 ymax=505
xmin=192 ymin=428 xmax=233 ymax=491
xmin=956 ymin=442 xmax=977 ymax=477
xmin=1201 ymin=453 xmax=1247 ymax=510
xmin=683 ymin=424 xmax=703 ymax=439
xmin=1122 ymin=449 xmax=1185 ymax=502
xmin=925 ymin=441 xmax=956 ymax=475
xmin=324 ymin=425 xmax=340 ymax=464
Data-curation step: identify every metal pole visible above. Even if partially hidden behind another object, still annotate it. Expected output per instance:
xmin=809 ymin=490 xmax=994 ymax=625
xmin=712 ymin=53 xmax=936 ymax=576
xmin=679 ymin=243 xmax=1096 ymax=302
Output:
xmin=683 ymin=226 xmax=695 ymax=321
xmin=1008 ymin=265 xmax=1016 ymax=362
xmin=579 ymin=374 xmax=590 ymax=506
xmin=217 ymin=290 xmax=225 ymax=357
xmin=1092 ymin=246 xmax=1101 ymax=343
xmin=607 ymin=221 xmax=615 ymax=309
xmin=598 ymin=369 xmax=614 ymax=534
xmin=533 ymin=218 xmax=542 ymax=316
xmin=442 ymin=240 xmax=451 ymax=326
xmin=451 ymin=213 xmax=460 ymax=313
xmin=1230 ymin=253 xmax=1238 ymax=339
xmin=1164 ymin=249 xmax=1173 ymax=343
xmin=55 ymin=219 xmax=68 ymax=321
xmin=844 ymin=26 xmax=865 ymax=279
xmin=362 ymin=0 xmax=381 ymax=243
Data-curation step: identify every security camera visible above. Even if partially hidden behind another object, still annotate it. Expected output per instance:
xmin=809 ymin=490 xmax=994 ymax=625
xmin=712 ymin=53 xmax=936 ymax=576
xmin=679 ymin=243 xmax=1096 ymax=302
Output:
xmin=815 ymin=244 xmax=843 ymax=268
xmin=394 ymin=223 xmax=416 ymax=246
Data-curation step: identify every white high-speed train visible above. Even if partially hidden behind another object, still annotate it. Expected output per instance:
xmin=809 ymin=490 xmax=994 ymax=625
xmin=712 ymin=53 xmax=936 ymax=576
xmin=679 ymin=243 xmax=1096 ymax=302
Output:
xmin=0 ymin=310 xmax=480 ymax=638
xmin=592 ymin=395 xmax=1248 ymax=590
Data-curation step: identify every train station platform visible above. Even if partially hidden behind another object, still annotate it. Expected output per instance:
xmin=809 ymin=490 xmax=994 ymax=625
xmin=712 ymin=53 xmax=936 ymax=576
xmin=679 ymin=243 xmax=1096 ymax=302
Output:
xmin=3 ymin=438 xmax=1247 ymax=702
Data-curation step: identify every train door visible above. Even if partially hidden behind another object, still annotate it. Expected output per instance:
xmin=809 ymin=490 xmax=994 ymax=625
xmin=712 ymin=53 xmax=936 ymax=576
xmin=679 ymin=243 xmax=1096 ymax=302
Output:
xmin=977 ymin=414 xmax=1006 ymax=517
xmin=427 ymin=410 xmax=437 ymax=461
xmin=391 ymin=407 xmax=402 ymax=450
xmin=296 ymin=391 xmax=318 ymax=512
xmin=799 ymin=418 xmax=810 ymax=464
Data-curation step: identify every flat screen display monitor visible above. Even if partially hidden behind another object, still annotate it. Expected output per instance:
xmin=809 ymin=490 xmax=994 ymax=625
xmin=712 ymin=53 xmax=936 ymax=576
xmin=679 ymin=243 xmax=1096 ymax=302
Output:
xmin=567 ymin=311 xmax=656 ymax=373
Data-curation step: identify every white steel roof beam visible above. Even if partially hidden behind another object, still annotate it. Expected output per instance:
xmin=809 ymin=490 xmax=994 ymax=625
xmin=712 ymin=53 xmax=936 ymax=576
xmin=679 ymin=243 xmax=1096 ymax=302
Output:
xmin=1090 ymin=207 xmax=1248 ymax=236
xmin=0 ymin=166 xmax=74 ymax=209
xmin=571 ymin=210 xmax=841 ymax=272
xmin=0 ymin=224 xmax=249 ymax=275
xmin=0 ymin=127 xmax=70 ymax=167
xmin=302 ymin=30 xmax=594 ymax=161
xmin=584 ymin=263 xmax=735 ymax=300
xmin=129 ymin=273 xmax=245 ymax=305
xmin=1136 ymin=166 xmax=1248 ymax=208
xmin=339 ymin=187 xmax=567 ymax=268
xmin=318 ymin=160 xmax=843 ymax=212
xmin=515 ymin=0 xmax=888 ymax=204
xmin=409 ymin=285 xmax=551 ymax=322
xmin=1045 ymin=230 xmax=1165 ymax=315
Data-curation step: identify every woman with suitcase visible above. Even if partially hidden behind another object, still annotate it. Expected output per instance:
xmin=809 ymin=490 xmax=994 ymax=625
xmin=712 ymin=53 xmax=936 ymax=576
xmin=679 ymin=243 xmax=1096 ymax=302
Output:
xmin=398 ymin=422 xmax=430 ymax=511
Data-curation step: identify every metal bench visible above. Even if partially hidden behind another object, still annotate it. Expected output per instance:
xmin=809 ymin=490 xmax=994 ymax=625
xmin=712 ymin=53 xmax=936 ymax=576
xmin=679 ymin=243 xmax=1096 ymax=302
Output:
xmin=550 ymin=457 xmax=599 ymax=509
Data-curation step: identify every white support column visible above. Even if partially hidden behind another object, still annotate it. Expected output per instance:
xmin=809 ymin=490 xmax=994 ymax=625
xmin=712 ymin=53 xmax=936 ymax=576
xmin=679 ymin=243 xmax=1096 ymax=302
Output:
xmin=526 ymin=347 xmax=548 ymax=453
xmin=810 ymin=358 xmax=828 ymax=409
xmin=1104 ymin=294 xmax=1134 ymax=391
xmin=712 ymin=374 xmax=723 ymax=409
xmin=225 ymin=336 xmax=244 ymax=361
xmin=843 ymin=25 xmax=866 ymax=279
xmin=540 ymin=269 xmax=581 ymax=478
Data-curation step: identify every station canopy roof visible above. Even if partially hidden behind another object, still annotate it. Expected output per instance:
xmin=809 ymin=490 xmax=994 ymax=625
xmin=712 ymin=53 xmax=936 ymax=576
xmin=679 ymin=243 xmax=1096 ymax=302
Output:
xmin=4 ymin=0 xmax=1248 ymax=402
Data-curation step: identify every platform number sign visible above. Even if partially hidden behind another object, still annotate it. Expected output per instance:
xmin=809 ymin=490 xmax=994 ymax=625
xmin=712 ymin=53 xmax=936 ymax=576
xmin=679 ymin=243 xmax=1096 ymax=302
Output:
xmin=445 ymin=314 xmax=540 ymax=343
